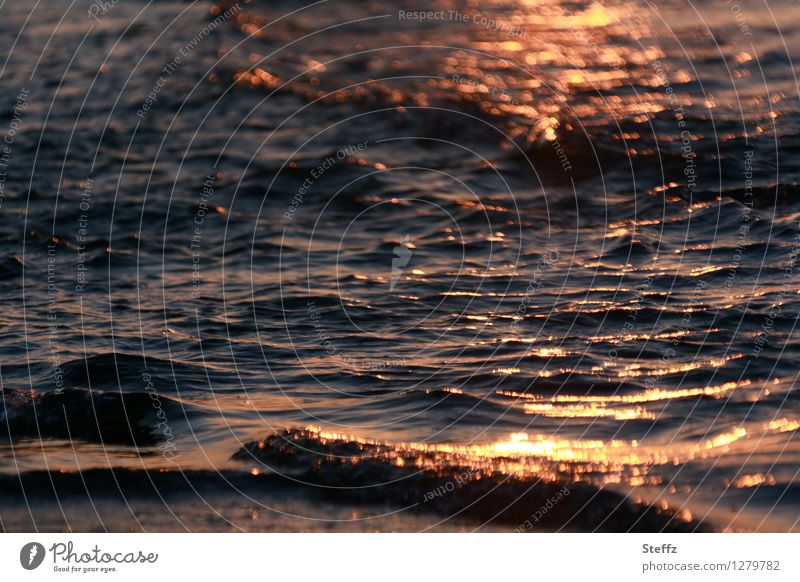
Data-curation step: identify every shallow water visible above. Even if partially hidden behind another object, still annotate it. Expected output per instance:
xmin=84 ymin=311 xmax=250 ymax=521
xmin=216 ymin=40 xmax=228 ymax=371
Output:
xmin=1 ymin=0 xmax=799 ymax=532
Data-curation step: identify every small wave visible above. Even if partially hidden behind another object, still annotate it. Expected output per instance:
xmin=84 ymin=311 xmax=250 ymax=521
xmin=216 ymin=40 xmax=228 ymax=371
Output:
xmin=1 ymin=388 xmax=183 ymax=446
xmin=231 ymin=427 xmax=710 ymax=531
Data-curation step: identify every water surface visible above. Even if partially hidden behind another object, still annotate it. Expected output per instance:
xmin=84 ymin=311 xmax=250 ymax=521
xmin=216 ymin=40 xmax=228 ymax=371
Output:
xmin=1 ymin=0 xmax=799 ymax=532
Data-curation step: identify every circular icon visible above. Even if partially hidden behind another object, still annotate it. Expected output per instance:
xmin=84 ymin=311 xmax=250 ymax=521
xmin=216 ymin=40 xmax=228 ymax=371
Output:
xmin=20 ymin=542 xmax=46 ymax=570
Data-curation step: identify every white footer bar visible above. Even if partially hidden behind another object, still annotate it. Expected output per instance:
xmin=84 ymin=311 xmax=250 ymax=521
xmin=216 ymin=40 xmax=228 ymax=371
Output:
xmin=1 ymin=533 xmax=796 ymax=581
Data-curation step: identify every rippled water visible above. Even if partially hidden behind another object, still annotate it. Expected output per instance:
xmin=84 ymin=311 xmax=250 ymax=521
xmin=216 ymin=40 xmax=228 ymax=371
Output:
xmin=1 ymin=0 xmax=799 ymax=532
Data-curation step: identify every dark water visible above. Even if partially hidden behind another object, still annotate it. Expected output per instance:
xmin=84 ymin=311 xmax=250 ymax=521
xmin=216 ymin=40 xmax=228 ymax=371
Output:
xmin=1 ymin=0 xmax=799 ymax=531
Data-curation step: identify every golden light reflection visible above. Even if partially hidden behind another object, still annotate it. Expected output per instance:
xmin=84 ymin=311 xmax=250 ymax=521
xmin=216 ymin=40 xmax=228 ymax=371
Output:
xmin=584 ymin=328 xmax=720 ymax=344
xmin=729 ymin=473 xmax=776 ymax=488
xmin=765 ymin=418 xmax=800 ymax=433
xmin=215 ymin=0 xmax=798 ymax=518
xmin=704 ymin=427 xmax=746 ymax=449
xmin=523 ymin=401 xmax=655 ymax=420
xmin=569 ymin=3 xmax=614 ymax=28
xmin=498 ymin=380 xmax=749 ymax=405
xmin=296 ymin=415 xmax=795 ymax=488
xmin=614 ymin=354 xmax=742 ymax=378
xmin=493 ymin=367 xmax=521 ymax=375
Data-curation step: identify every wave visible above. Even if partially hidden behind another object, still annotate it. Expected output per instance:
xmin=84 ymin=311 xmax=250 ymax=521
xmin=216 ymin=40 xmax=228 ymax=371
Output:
xmin=230 ymin=427 xmax=710 ymax=531
xmin=1 ymin=387 xmax=183 ymax=446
